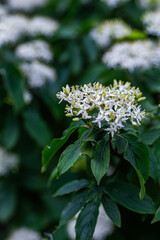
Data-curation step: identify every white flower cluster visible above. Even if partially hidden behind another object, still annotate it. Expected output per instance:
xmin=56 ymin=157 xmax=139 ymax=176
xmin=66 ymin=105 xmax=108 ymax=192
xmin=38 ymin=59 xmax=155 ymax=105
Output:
xmin=7 ymin=227 xmax=41 ymax=240
xmin=0 ymin=14 xmax=29 ymax=46
xmin=29 ymin=16 xmax=59 ymax=37
xmin=102 ymin=40 xmax=160 ymax=72
xmin=16 ymin=40 xmax=53 ymax=62
xmin=0 ymin=148 xmax=19 ymax=176
xmin=20 ymin=61 xmax=56 ymax=88
xmin=90 ymin=19 xmax=132 ymax=48
xmin=7 ymin=0 xmax=47 ymax=12
xmin=57 ymin=81 xmax=145 ymax=137
xmin=23 ymin=90 xmax=33 ymax=104
xmin=137 ymin=0 xmax=160 ymax=9
xmin=67 ymin=205 xmax=114 ymax=240
xmin=101 ymin=0 xmax=129 ymax=8
xmin=143 ymin=10 xmax=160 ymax=37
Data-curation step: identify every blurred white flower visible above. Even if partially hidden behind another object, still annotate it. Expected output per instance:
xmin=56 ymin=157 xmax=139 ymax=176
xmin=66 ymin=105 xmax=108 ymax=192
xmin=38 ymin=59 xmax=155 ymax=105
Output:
xmin=102 ymin=40 xmax=160 ymax=72
xmin=101 ymin=0 xmax=129 ymax=8
xmin=90 ymin=19 xmax=131 ymax=48
xmin=29 ymin=16 xmax=59 ymax=37
xmin=16 ymin=40 xmax=53 ymax=62
xmin=137 ymin=0 xmax=160 ymax=9
xmin=23 ymin=90 xmax=33 ymax=104
xmin=57 ymin=81 xmax=145 ymax=137
xmin=20 ymin=61 xmax=56 ymax=88
xmin=143 ymin=10 xmax=160 ymax=37
xmin=0 ymin=148 xmax=19 ymax=176
xmin=67 ymin=205 xmax=114 ymax=240
xmin=7 ymin=227 xmax=41 ymax=240
xmin=7 ymin=0 xmax=47 ymax=12
xmin=0 ymin=14 xmax=29 ymax=46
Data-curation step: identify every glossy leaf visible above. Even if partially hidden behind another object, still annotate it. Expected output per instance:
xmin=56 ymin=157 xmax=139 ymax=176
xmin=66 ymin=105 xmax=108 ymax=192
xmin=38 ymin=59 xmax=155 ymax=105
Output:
xmin=91 ymin=139 xmax=110 ymax=184
xmin=42 ymin=120 xmax=84 ymax=172
xmin=57 ymin=138 xmax=82 ymax=176
xmin=152 ymin=206 xmax=160 ymax=224
xmin=102 ymin=195 xmax=121 ymax=227
xmin=105 ymin=181 xmax=155 ymax=214
xmin=140 ymin=129 xmax=160 ymax=145
xmin=59 ymin=190 xmax=89 ymax=227
xmin=75 ymin=198 xmax=100 ymax=240
xmin=53 ymin=179 xmax=88 ymax=197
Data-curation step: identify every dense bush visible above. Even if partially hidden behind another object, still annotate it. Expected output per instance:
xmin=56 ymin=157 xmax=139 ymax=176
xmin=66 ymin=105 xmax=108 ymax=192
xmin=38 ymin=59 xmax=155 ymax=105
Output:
xmin=1 ymin=0 xmax=160 ymax=239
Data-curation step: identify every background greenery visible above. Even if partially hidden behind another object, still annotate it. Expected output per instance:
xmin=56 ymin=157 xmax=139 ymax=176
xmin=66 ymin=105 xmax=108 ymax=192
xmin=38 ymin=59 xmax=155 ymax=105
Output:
xmin=1 ymin=0 xmax=160 ymax=239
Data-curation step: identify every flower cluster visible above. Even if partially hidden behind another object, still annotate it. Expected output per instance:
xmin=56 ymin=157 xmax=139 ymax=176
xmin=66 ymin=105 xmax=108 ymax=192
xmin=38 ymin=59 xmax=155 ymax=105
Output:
xmin=57 ymin=81 xmax=145 ymax=137
xmin=7 ymin=228 xmax=41 ymax=240
xmin=20 ymin=61 xmax=56 ymax=88
xmin=67 ymin=205 xmax=114 ymax=240
xmin=16 ymin=40 xmax=53 ymax=62
xmin=143 ymin=10 xmax=160 ymax=37
xmin=7 ymin=0 xmax=46 ymax=12
xmin=102 ymin=40 xmax=160 ymax=72
xmin=101 ymin=0 xmax=129 ymax=8
xmin=90 ymin=19 xmax=132 ymax=48
xmin=137 ymin=0 xmax=160 ymax=9
xmin=0 ymin=148 xmax=19 ymax=176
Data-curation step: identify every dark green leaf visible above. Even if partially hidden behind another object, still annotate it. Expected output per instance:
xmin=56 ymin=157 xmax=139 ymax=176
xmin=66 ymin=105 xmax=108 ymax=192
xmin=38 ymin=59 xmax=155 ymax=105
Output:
xmin=42 ymin=120 xmax=84 ymax=172
xmin=59 ymin=190 xmax=89 ymax=227
xmin=0 ymin=185 xmax=17 ymax=223
xmin=75 ymin=198 xmax=100 ymax=240
xmin=57 ymin=138 xmax=82 ymax=176
xmin=123 ymin=134 xmax=150 ymax=198
xmin=53 ymin=179 xmax=88 ymax=197
xmin=152 ymin=206 xmax=160 ymax=223
xmin=102 ymin=195 xmax=121 ymax=227
xmin=140 ymin=129 xmax=160 ymax=145
xmin=23 ymin=107 xmax=52 ymax=147
xmin=105 ymin=181 xmax=155 ymax=214
xmin=148 ymin=147 xmax=158 ymax=180
xmin=2 ymin=114 xmax=19 ymax=149
xmin=3 ymin=63 xmax=24 ymax=112
xmin=91 ymin=139 xmax=110 ymax=184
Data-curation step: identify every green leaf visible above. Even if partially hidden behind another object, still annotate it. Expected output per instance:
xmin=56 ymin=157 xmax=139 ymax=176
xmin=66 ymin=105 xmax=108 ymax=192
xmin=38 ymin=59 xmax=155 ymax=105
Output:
xmin=1 ymin=114 xmax=19 ymax=149
xmin=42 ymin=120 xmax=84 ymax=172
xmin=57 ymin=138 xmax=82 ymax=176
xmin=105 ymin=181 xmax=155 ymax=214
xmin=79 ymin=142 xmax=93 ymax=158
xmin=75 ymin=198 xmax=100 ymax=240
xmin=3 ymin=63 xmax=24 ymax=112
xmin=148 ymin=147 xmax=158 ymax=180
xmin=123 ymin=134 xmax=150 ymax=199
xmin=115 ymin=135 xmax=127 ymax=154
xmin=91 ymin=139 xmax=110 ymax=184
xmin=102 ymin=195 xmax=121 ymax=227
xmin=0 ymin=185 xmax=17 ymax=223
xmin=23 ymin=107 xmax=52 ymax=147
xmin=53 ymin=179 xmax=88 ymax=197
xmin=59 ymin=190 xmax=89 ymax=227
xmin=140 ymin=129 xmax=160 ymax=145
xmin=152 ymin=206 xmax=160 ymax=223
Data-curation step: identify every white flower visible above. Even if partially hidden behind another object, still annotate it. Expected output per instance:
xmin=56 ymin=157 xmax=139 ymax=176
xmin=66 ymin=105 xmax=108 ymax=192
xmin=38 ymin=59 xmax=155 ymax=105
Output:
xmin=90 ymin=19 xmax=131 ymax=48
xmin=100 ymin=0 xmax=129 ymax=8
xmin=0 ymin=14 xmax=29 ymax=46
xmin=102 ymin=40 xmax=160 ymax=72
xmin=0 ymin=148 xmax=19 ymax=176
xmin=20 ymin=61 xmax=57 ymax=88
xmin=29 ymin=16 xmax=59 ymax=37
xmin=137 ymin=0 xmax=160 ymax=9
xmin=143 ymin=10 xmax=160 ymax=37
xmin=15 ymin=40 xmax=53 ymax=62
xmin=7 ymin=227 xmax=41 ymax=240
xmin=57 ymin=81 xmax=145 ymax=137
xmin=67 ymin=205 xmax=114 ymax=240
xmin=7 ymin=0 xmax=47 ymax=12
xmin=23 ymin=90 xmax=33 ymax=104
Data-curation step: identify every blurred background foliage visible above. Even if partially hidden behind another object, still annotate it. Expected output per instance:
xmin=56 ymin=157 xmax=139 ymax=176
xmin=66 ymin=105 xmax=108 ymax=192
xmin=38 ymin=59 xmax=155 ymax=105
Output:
xmin=1 ymin=0 xmax=160 ymax=239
